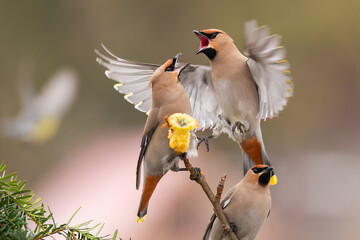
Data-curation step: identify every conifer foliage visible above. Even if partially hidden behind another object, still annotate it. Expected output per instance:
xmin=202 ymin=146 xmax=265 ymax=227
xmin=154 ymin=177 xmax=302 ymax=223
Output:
xmin=0 ymin=161 xmax=118 ymax=240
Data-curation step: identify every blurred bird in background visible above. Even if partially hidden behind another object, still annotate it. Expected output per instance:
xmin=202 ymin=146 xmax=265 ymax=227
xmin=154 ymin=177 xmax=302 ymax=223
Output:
xmin=96 ymin=50 xmax=198 ymax=222
xmin=2 ymin=58 xmax=78 ymax=145
xmin=203 ymin=165 xmax=273 ymax=240
xmin=193 ymin=20 xmax=294 ymax=175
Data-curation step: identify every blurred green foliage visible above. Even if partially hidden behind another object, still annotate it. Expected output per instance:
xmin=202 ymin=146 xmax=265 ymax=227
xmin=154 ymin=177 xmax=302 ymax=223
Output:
xmin=0 ymin=161 xmax=119 ymax=240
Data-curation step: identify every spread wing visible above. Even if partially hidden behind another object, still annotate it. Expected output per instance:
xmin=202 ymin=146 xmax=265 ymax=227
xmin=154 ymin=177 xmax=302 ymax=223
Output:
xmin=95 ymin=44 xmax=159 ymax=114
xmin=178 ymin=64 xmax=220 ymax=130
xmin=96 ymin=45 xmax=220 ymax=131
xmin=244 ymin=20 xmax=294 ymax=120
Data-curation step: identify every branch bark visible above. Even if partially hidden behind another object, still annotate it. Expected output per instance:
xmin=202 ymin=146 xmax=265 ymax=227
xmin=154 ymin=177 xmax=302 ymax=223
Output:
xmin=215 ymin=175 xmax=226 ymax=203
xmin=183 ymin=157 xmax=238 ymax=240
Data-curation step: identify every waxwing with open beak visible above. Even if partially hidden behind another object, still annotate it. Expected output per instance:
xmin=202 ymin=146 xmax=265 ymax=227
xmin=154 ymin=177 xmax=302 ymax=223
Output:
xmin=193 ymin=20 xmax=293 ymax=176
xmin=96 ymin=51 xmax=197 ymax=222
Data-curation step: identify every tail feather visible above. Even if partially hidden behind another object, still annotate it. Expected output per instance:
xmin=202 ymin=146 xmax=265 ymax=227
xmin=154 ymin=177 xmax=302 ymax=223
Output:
xmin=243 ymin=146 xmax=272 ymax=172
xmin=254 ymin=126 xmax=271 ymax=167
xmin=241 ymin=127 xmax=272 ymax=175
xmin=137 ymin=202 xmax=148 ymax=223
xmin=260 ymin=147 xmax=271 ymax=166
xmin=243 ymin=151 xmax=256 ymax=176
xmin=137 ymin=174 xmax=162 ymax=222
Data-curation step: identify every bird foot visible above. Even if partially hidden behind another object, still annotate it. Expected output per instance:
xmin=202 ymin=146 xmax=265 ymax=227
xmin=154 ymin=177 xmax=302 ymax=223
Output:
xmin=197 ymin=135 xmax=214 ymax=152
xmin=190 ymin=167 xmax=201 ymax=181
xmin=223 ymin=222 xmax=237 ymax=237
xmin=230 ymin=223 xmax=237 ymax=233
xmin=232 ymin=121 xmax=245 ymax=135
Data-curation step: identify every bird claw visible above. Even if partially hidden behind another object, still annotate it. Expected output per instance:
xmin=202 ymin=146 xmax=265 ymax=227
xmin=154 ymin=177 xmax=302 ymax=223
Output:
xmin=232 ymin=121 xmax=245 ymax=135
xmin=190 ymin=167 xmax=201 ymax=181
xmin=197 ymin=135 xmax=214 ymax=152
xmin=223 ymin=222 xmax=237 ymax=237
xmin=230 ymin=223 xmax=237 ymax=233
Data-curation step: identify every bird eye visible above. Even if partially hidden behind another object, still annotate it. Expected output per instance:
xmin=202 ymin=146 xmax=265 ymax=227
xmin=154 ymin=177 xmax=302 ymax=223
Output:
xmin=165 ymin=59 xmax=176 ymax=72
xmin=252 ymin=167 xmax=268 ymax=174
xmin=203 ymin=32 xmax=220 ymax=40
xmin=165 ymin=66 xmax=174 ymax=72
xmin=211 ymin=32 xmax=219 ymax=39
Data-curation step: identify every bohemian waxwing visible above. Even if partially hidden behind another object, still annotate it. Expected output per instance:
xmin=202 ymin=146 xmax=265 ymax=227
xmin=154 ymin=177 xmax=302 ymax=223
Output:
xmin=203 ymin=165 xmax=273 ymax=240
xmin=96 ymin=51 xmax=197 ymax=222
xmin=193 ymin=20 xmax=293 ymax=174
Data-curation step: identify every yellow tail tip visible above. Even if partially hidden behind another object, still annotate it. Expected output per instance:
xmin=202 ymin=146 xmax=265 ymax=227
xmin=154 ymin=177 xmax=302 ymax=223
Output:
xmin=28 ymin=115 xmax=61 ymax=144
xmin=270 ymin=175 xmax=278 ymax=185
xmin=136 ymin=215 xmax=147 ymax=223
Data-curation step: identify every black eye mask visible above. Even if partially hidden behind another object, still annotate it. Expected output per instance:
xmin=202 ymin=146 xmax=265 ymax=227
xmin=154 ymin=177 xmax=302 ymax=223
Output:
xmin=251 ymin=166 xmax=268 ymax=174
xmin=165 ymin=58 xmax=176 ymax=72
xmin=201 ymin=31 xmax=220 ymax=40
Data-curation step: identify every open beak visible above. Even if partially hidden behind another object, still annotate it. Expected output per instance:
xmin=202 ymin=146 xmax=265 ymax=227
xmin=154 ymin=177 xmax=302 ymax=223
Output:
xmin=168 ymin=53 xmax=181 ymax=70
xmin=177 ymin=63 xmax=190 ymax=80
xmin=193 ymin=30 xmax=211 ymax=54
xmin=172 ymin=53 xmax=190 ymax=80
xmin=173 ymin=53 xmax=181 ymax=64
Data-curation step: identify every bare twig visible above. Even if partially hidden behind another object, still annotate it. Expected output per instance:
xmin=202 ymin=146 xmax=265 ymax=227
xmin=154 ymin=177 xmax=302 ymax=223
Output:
xmin=215 ymin=175 xmax=226 ymax=203
xmin=183 ymin=157 xmax=238 ymax=240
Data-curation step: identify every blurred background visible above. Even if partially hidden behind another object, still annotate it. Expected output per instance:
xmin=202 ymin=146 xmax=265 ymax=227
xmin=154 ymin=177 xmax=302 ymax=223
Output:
xmin=1 ymin=1 xmax=359 ymax=239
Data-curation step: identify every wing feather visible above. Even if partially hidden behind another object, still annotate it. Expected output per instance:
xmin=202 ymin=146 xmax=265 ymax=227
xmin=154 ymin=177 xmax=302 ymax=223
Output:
xmin=96 ymin=46 xmax=220 ymax=129
xmin=95 ymin=45 xmax=158 ymax=113
xmin=136 ymin=108 xmax=159 ymax=189
xmin=178 ymin=64 xmax=220 ymax=130
xmin=244 ymin=20 xmax=294 ymax=120
xmin=115 ymin=81 xmax=148 ymax=94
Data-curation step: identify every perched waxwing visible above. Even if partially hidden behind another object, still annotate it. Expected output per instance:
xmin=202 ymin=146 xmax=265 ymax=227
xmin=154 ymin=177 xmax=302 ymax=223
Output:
xmin=193 ymin=20 xmax=293 ymax=174
xmin=203 ymin=165 xmax=273 ymax=240
xmin=96 ymin=50 xmax=198 ymax=222
xmin=3 ymin=58 xmax=78 ymax=144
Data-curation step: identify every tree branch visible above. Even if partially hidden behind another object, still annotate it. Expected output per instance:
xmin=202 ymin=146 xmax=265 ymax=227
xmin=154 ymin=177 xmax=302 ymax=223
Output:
xmin=183 ymin=157 xmax=238 ymax=240
xmin=215 ymin=175 xmax=226 ymax=203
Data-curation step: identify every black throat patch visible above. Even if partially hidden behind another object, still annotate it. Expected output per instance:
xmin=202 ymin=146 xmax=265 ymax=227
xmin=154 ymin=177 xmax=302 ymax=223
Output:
xmin=202 ymin=48 xmax=217 ymax=60
xmin=258 ymin=171 xmax=271 ymax=187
